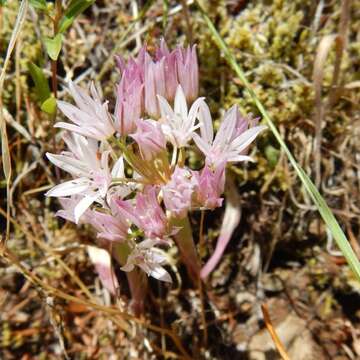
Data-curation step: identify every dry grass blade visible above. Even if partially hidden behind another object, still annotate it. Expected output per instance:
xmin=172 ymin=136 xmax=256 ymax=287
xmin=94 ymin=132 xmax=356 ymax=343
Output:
xmin=0 ymin=0 xmax=28 ymax=91
xmin=313 ymin=34 xmax=338 ymax=188
xmin=0 ymin=0 xmax=29 ymax=243
xmin=313 ymin=0 xmax=351 ymax=188
xmin=328 ymin=0 xmax=351 ymax=106
xmin=261 ymin=304 xmax=291 ymax=360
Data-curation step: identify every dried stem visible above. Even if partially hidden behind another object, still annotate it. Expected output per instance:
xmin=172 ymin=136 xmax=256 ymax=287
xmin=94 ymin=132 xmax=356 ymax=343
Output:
xmin=180 ymin=0 xmax=193 ymax=44
xmin=313 ymin=0 xmax=351 ymax=188
xmin=0 ymin=0 xmax=28 ymax=245
xmin=261 ymin=303 xmax=291 ymax=360
xmin=171 ymin=215 xmax=200 ymax=283
xmin=328 ymin=0 xmax=351 ymax=107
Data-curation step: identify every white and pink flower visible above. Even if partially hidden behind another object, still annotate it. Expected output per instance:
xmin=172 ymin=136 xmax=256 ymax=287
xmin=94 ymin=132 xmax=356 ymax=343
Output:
xmin=115 ymin=40 xmax=199 ymax=121
xmin=56 ymin=81 xmax=115 ymax=140
xmin=121 ymin=239 xmax=171 ymax=283
xmin=193 ymin=103 xmax=266 ymax=167
xmin=46 ymin=39 xmax=267 ymax=290
xmin=114 ymin=186 xmax=168 ymax=239
xmin=158 ymin=85 xmax=204 ymax=148
xmin=130 ymin=119 xmax=166 ymax=161
xmin=193 ymin=163 xmax=225 ymax=210
xmin=162 ymin=166 xmax=198 ymax=217
xmin=46 ymin=132 xmax=125 ymax=223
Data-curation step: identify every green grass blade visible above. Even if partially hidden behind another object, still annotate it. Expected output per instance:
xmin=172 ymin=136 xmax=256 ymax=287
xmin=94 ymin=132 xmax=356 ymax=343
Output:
xmin=197 ymin=5 xmax=360 ymax=281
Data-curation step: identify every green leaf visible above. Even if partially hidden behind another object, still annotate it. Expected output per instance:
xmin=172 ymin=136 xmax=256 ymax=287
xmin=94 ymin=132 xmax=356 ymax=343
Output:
xmin=44 ymin=34 xmax=63 ymax=61
xmin=134 ymin=0 xmax=156 ymax=22
xmin=29 ymin=0 xmax=47 ymax=10
xmin=28 ymin=62 xmax=51 ymax=103
xmin=58 ymin=0 xmax=94 ymax=34
xmin=265 ymin=145 xmax=280 ymax=168
xmin=41 ymin=96 xmax=57 ymax=114
xmin=162 ymin=0 xmax=169 ymax=29
xmin=197 ymin=2 xmax=360 ymax=282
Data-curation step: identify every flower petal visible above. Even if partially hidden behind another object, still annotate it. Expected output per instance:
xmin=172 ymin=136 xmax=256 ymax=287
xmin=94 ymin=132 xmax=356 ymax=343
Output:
xmin=226 ymin=155 xmax=254 ymax=163
xmin=54 ymin=122 xmax=105 ymax=140
xmin=87 ymin=246 xmax=119 ymax=294
xmin=213 ymin=105 xmax=237 ymax=148
xmin=57 ymin=100 xmax=94 ymax=126
xmin=193 ymin=133 xmax=212 ymax=157
xmin=198 ymin=101 xmax=213 ymax=144
xmin=46 ymin=152 xmax=89 ymax=177
xmin=74 ymin=193 xmax=100 ymax=223
xmin=111 ymin=156 xmax=125 ymax=178
xmin=230 ymin=125 xmax=267 ymax=153
xmin=157 ymin=95 xmax=174 ymax=119
xmin=148 ymin=265 xmax=172 ymax=283
xmin=174 ymin=85 xmax=188 ymax=120
xmin=201 ymin=178 xmax=241 ymax=279
xmin=45 ymin=178 xmax=90 ymax=197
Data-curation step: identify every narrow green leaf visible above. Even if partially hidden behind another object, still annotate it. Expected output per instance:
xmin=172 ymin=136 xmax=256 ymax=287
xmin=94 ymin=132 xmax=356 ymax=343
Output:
xmin=162 ymin=0 xmax=169 ymax=29
xmin=197 ymin=3 xmax=360 ymax=281
xmin=58 ymin=0 xmax=94 ymax=34
xmin=41 ymin=96 xmax=57 ymax=114
xmin=44 ymin=33 xmax=63 ymax=61
xmin=134 ymin=0 xmax=156 ymax=22
xmin=29 ymin=0 xmax=47 ymax=10
xmin=28 ymin=62 xmax=51 ymax=103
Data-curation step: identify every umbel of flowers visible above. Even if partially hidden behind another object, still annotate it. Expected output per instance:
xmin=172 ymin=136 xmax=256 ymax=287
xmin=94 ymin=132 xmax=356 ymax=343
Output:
xmin=46 ymin=39 xmax=266 ymax=313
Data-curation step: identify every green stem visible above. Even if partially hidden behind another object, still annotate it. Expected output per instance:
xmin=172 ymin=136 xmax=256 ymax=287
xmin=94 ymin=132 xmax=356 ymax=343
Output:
xmin=170 ymin=215 xmax=200 ymax=283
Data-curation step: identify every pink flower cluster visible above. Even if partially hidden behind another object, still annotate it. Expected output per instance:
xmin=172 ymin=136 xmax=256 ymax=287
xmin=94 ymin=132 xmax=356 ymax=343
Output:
xmin=115 ymin=40 xmax=198 ymax=133
xmin=46 ymin=40 xmax=266 ymax=293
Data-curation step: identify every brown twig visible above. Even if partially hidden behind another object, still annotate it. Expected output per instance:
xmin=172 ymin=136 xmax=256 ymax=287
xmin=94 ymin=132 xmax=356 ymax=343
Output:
xmin=180 ymin=0 xmax=193 ymax=44
xmin=261 ymin=303 xmax=291 ymax=360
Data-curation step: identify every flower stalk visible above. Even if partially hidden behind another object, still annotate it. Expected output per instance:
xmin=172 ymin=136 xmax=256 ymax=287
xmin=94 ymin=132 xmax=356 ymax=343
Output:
xmin=170 ymin=215 xmax=200 ymax=283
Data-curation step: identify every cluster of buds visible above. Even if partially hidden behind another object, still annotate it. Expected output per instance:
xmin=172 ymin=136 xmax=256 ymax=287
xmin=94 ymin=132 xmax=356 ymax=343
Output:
xmin=46 ymin=40 xmax=266 ymax=303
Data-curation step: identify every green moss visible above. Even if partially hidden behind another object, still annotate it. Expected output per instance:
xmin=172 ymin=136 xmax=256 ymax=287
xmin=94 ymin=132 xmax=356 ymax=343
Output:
xmin=1 ymin=321 xmax=11 ymax=348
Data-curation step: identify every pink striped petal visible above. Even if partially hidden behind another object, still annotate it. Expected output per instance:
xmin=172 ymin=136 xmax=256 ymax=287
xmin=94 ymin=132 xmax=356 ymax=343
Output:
xmin=87 ymin=246 xmax=119 ymax=294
